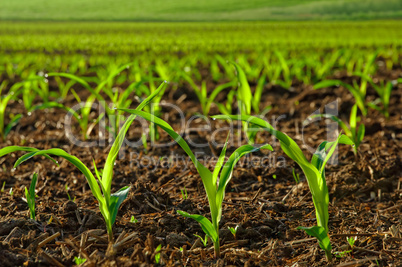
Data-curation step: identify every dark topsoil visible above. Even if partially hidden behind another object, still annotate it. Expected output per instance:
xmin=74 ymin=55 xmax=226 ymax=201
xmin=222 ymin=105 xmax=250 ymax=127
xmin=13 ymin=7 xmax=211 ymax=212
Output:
xmin=0 ymin=67 xmax=401 ymax=267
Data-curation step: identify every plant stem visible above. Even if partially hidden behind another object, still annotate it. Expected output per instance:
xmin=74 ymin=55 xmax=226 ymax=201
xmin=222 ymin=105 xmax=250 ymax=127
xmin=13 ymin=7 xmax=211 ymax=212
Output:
xmin=107 ymin=225 xmax=114 ymax=243
xmin=214 ymin=239 xmax=220 ymax=259
xmin=213 ymin=223 xmax=220 ymax=258
xmin=325 ymin=249 xmax=332 ymax=262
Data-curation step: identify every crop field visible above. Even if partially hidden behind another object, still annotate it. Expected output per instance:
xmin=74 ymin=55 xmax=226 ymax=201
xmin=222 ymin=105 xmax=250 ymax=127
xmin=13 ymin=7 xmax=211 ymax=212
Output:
xmin=0 ymin=20 xmax=401 ymax=266
xmin=2 ymin=0 xmax=402 ymax=21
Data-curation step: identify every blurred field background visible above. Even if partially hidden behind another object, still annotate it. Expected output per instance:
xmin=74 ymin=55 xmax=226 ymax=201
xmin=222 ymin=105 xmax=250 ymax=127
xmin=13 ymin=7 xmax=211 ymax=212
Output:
xmin=1 ymin=0 xmax=402 ymax=21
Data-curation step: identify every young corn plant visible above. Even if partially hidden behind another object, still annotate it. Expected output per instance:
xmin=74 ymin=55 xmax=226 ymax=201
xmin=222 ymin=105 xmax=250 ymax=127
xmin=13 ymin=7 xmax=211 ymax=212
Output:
xmin=308 ymin=104 xmax=364 ymax=155
xmin=46 ymin=62 xmax=133 ymax=139
xmin=314 ymin=79 xmax=366 ymax=116
xmin=194 ymin=234 xmax=208 ymax=247
xmin=273 ymin=51 xmax=292 ymax=90
xmin=212 ymin=114 xmax=353 ymax=262
xmin=181 ymin=72 xmax=236 ymax=116
xmin=314 ymin=52 xmax=378 ymax=117
xmin=228 ymin=225 xmax=239 ymax=239
xmin=136 ymin=76 xmax=167 ymax=147
xmin=0 ymin=83 xmax=166 ymax=248
xmin=232 ymin=62 xmax=270 ymax=143
xmin=0 ymin=81 xmax=23 ymax=141
xmin=119 ymin=109 xmax=272 ymax=258
xmin=25 ymin=173 xmax=38 ymax=220
xmin=364 ymin=77 xmax=393 ymax=119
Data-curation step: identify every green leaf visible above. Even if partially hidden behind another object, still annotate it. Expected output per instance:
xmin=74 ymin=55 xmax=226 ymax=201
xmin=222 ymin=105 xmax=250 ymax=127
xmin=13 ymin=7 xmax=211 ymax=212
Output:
xmin=313 ymin=80 xmax=342 ymax=90
xmin=357 ymin=124 xmax=365 ymax=145
xmin=177 ymin=210 xmax=218 ymax=243
xmin=211 ymin=114 xmax=353 ymax=235
xmin=46 ymin=73 xmax=93 ymax=91
xmin=205 ymin=82 xmax=235 ymax=115
xmin=120 ymin=108 xmax=219 ymax=230
xmin=216 ymin=144 xmax=272 ymax=224
xmin=231 ymin=62 xmax=252 ymax=115
xmin=0 ymin=146 xmax=58 ymax=165
xmin=4 ymin=114 xmax=22 ymax=137
xmin=308 ymin=114 xmax=351 ymax=137
xmin=29 ymin=172 xmax=38 ymax=197
xmin=13 ymin=149 xmax=104 ymax=205
xmin=297 ymin=225 xmax=332 ymax=260
xmin=25 ymin=172 xmax=38 ymax=220
xmin=109 ymin=186 xmax=130 ymax=226
xmin=102 ymin=82 xmax=167 ymax=199
xmin=349 ymin=104 xmax=358 ymax=140
xmin=74 ymin=256 xmax=87 ymax=265
xmin=155 ymin=244 xmax=162 ymax=264
xmin=212 ymin=134 xmax=229 ymax=186
xmin=253 ymin=74 xmax=266 ymax=113
xmin=30 ymin=102 xmax=81 ymax=121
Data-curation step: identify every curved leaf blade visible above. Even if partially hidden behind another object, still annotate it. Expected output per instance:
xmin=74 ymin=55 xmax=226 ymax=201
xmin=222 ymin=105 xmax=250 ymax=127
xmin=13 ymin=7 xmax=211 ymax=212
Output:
xmin=177 ymin=210 xmax=218 ymax=243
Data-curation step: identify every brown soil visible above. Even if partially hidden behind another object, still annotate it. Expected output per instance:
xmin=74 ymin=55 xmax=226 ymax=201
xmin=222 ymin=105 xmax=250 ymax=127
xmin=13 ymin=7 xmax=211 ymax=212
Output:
xmin=0 ymin=67 xmax=401 ymax=266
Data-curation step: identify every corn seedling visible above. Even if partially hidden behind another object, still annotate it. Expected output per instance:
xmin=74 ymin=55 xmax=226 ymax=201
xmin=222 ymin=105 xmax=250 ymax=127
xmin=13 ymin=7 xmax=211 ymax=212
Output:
xmin=314 ymin=50 xmax=343 ymax=82
xmin=232 ymin=62 xmax=270 ymax=143
xmin=65 ymin=183 xmax=75 ymax=202
xmin=181 ymin=187 xmax=188 ymax=200
xmin=46 ymin=63 xmax=133 ymax=139
xmin=212 ymin=114 xmax=354 ymax=261
xmin=130 ymin=215 xmax=138 ymax=223
xmin=119 ymin=109 xmax=272 ymax=258
xmin=0 ymin=81 xmax=23 ymax=141
xmin=228 ymin=225 xmax=239 ymax=238
xmin=364 ymin=77 xmax=393 ymax=119
xmin=347 ymin=236 xmax=357 ymax=248
xmin=24 ymin=73 xmax=51 ymax=105
xmin=334 ymin=250 xmax=351 ymax=258
xmin=74 ymin=256 xmax=86 ymax=265
xmin=335 ymin=236 xmax=356 ymax=258
xmin=155 ymin=244 xmax=162 ymax=264
xmin=137 ymin=76 xmax=168 ymax=148
xmin=314 ymin=52 xmax=378 ymax=117
xmin=54 ymin=76 xmax=77 ymax=100
xmin=308 ymin=103 xmax=364 ymax=155
xmin=273 ymin=51 xmax=292 ymax=89
xmin=25 ymin=173 xmax=38 ymax=220
xmin=215 ymin=55 xmax=236 ymax=81
xmin=194 ymin=234 xmax=208 ymax=247
xmin=0 ymin=82 xmax=166 ymax=246
xmin=215 ymin=89 xmax=237 ymax=116
xmin=182 ymin=72 xmax=235 ymax=116
xmin=314 ymin=79 xmax=366 ymax=116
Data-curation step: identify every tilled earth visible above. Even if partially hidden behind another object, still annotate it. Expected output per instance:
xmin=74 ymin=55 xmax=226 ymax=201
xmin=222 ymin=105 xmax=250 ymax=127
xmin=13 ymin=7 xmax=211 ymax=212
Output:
xmin=0 ymin=67 xmax=401 ymax=266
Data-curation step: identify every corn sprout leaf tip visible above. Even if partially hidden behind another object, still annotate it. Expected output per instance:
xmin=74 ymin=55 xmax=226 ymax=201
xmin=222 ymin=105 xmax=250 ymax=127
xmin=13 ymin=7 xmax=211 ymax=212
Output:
xmin=0 ymin=146 xmax=37 ymax=159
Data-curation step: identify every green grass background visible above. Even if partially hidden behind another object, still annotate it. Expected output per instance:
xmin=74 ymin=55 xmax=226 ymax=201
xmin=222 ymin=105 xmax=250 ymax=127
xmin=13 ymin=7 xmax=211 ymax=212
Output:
xmin=1 ymin=0 xmax=402 ymax=21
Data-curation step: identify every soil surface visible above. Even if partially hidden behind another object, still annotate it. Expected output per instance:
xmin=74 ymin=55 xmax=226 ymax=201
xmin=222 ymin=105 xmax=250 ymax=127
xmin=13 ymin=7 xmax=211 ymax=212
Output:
xmin=1 ymin=66 xmax=401 ymax=266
